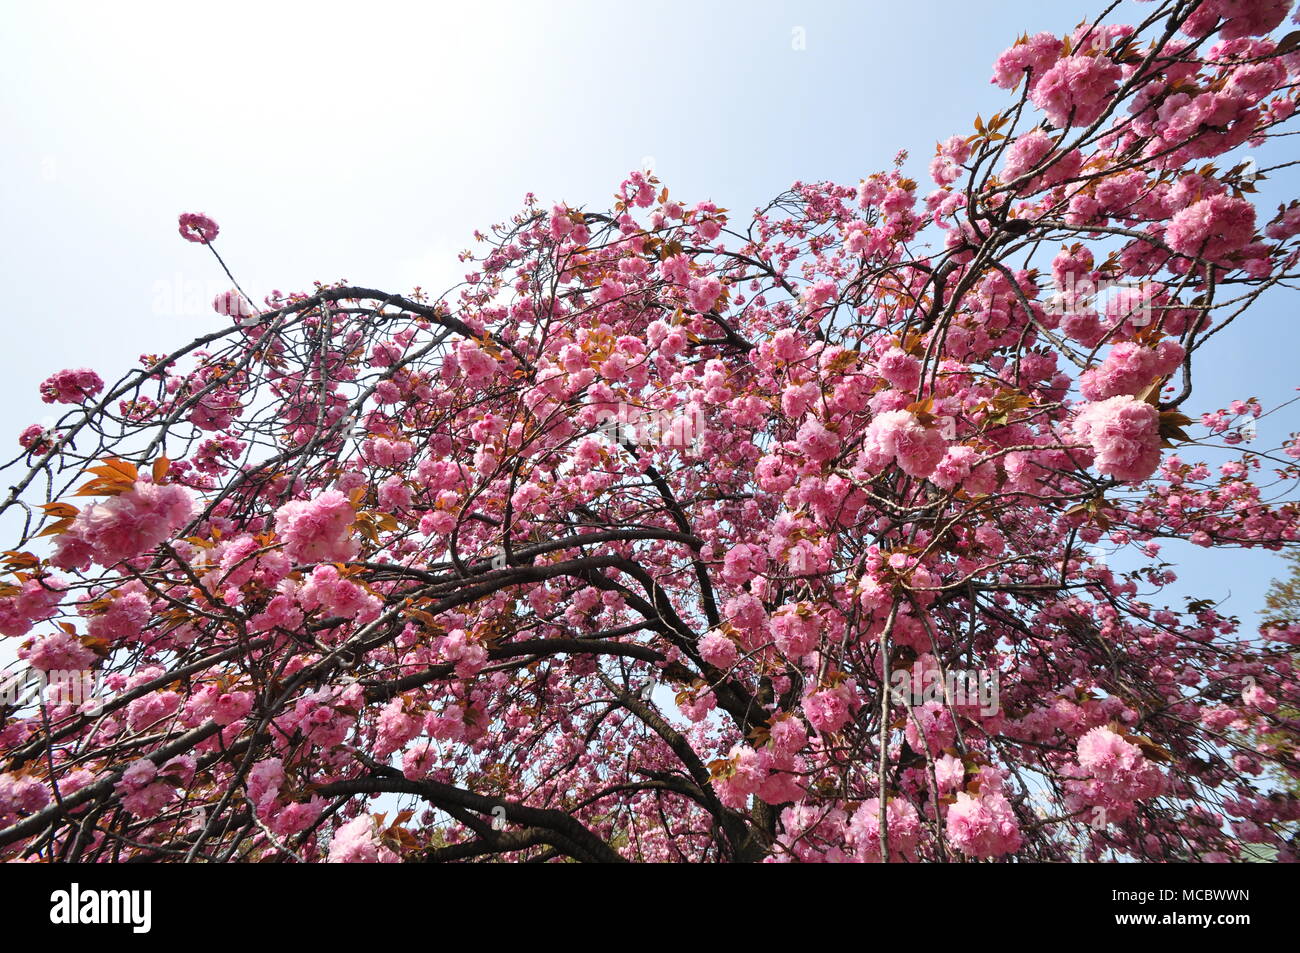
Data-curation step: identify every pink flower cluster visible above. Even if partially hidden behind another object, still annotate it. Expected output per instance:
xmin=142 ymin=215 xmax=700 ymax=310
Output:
xmin=212 ymin=533 xmax=291 ymax=592
xmin=247 ymin=758 xmax=325 ymax=838
xmin=441 ymin=629 xmax=488 ymax=678
xmin=1064 ymin=726 xmax=1165 ymax=822
xmin=178 ymin=211 xmax=219 ymax=243
xmin=698 ymin=629 xmax=739 ymax=669
xmin=1030 ymin=54 xmax=1122 ymax=129
xmin=374 ymin=698 xmax=423 ymax=758
xmin=0 ymin=576 xmax=64 ymax=637
xmin=802 ymin=681 xmax=860 ymax=734
xmin=720 ymin=542 xmax=765 ymax=586
xmin=794 ymin=418 xmax=840 ymax=463
xmin=327 ymin=815 xmax=398 ymax=863
xmin=1002 ymin=129 xmax=1057 ymax=182
xmin=929 ymin=445 xmax=996 ymax=494
xmin=39 ymin=368 xmax=104 ymax=405
xmin=85 ymin=581 xmax=151 ymax=643
xmin=18 ymin=423 xmax=54 ymax=453
xmin=847 ymin=797 xmax=923 ymax=862
xmin=17 ymin=630 xmax=96 ymax=673
xmin=0 ymin=772 xmax=51 ymax=827
xmin=876 ymin=347 xmax=922 ymax=392
xmin=361 ymin=437 xmax=415 ymax=468
xmin=928 ymin=135 xmax=972 ymax=189
xmin=297 ymin=564 xmax=382 ymax=624
xmin=126 ymin=687 xmax=182 ymax=732
xmin=1181 ymin=0 xmax=1291 ymax=40
xmin=1079 ymin=340 xmax=1185 ymax=401
xmin=712 ymin=724 xmax=807 ymax=811
xmin=769 ymin=604 xmax=822 ymax=658
xmin=1164 ymin=194 xmax=1257 ymax=261
xmin=273 ymin=489 xmax=359 ymax=564
xmin=991 ymin=32 xmax=1062 ymax=89
xmin=945 ymin=787 xmax=1023 ymax=859
xmin=1072 ymin=395 xmax=1162 ymax=482
xmin=184 ymin=682 xmax=255 ymax=727
xmin=275 ymin=684 xmax=363 ymax=749
xmin=51 ymin=480 xmax=196 ymax=571
xmin=114 ymin=755 xmax=195 ymax=818
xmin=858 ymin=410 xmax=948 ymax=479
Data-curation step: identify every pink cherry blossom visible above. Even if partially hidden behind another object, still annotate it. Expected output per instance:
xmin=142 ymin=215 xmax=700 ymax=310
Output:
xmin=178 ymin=211 xmax=219 ymax=243
xmin=273 ymin=489 xmax=359 ymax=564
xmin=1072 ymin=395 xmax=1163 ymax=481
xmin=39 ymin=368 xmax=103 ymax=405
xmin=1165 ymin=194 xmax=1257 ymax=260
xmin=3 ymin=0 xmax=1299 ymax=866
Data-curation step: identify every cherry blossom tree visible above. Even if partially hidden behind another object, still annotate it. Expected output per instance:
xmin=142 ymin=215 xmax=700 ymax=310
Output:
xmin=3 ymin=0 xmax=1300 ymax=863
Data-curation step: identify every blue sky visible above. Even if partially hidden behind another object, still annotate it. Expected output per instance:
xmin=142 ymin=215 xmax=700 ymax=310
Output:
xmin=2 ymin=0 xmax=1297 ymax=622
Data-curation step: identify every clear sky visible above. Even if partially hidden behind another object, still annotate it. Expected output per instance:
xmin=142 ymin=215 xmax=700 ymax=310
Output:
xmin=2 ymin=0 xmax=1296 ymax=622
